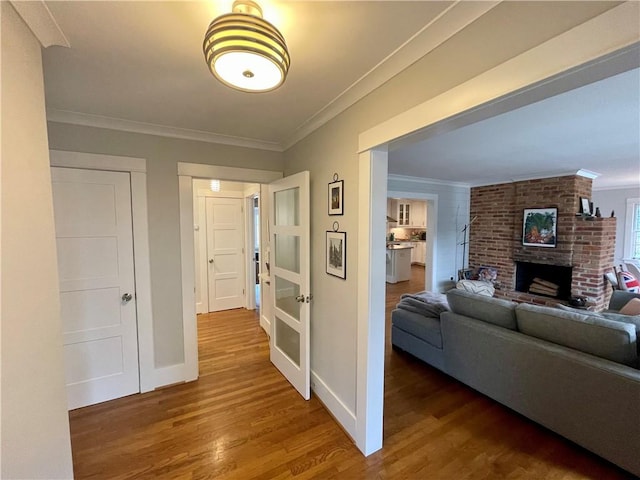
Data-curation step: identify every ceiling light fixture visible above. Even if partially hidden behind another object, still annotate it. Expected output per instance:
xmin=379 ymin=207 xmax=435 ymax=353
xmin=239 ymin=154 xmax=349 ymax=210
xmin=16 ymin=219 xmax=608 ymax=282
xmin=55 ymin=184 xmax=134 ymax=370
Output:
xmin=203 ymin=0 xmax=290 ymax=93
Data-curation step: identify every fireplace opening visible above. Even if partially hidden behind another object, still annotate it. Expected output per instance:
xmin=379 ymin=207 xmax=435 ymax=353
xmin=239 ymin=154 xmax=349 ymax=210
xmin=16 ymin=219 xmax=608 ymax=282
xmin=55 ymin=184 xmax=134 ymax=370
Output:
xmin=515 ymin=262 xmax=572 ymax=300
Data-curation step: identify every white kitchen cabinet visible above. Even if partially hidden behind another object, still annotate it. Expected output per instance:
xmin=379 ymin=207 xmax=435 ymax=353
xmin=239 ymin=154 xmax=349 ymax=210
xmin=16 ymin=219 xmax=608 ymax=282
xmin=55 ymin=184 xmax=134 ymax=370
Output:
xmin=410 ymin=200 xmax=426 ymax=227
xmin=386 ymin=246 xmax=412 ymax=283
xmin=411 ymin=241 xmax=426 ymax=265
xmin=397 ymin=202 xmax=411 ymax=226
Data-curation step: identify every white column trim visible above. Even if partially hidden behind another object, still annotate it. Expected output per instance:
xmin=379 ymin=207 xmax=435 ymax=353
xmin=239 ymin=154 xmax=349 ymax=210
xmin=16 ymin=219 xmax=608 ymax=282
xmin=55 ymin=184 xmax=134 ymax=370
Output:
xmin=356 ymin=149 xmax=387 ymax=455
xmin=48 ymin=151 xmax=155 ymax=392
xmin=179 ymin=175 xmax=199 ymax=382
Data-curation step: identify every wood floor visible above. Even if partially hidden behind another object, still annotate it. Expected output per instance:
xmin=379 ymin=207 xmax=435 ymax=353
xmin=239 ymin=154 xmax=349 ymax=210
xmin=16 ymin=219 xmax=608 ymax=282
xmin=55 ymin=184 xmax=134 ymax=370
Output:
xmin=69 ymin=266 xmax=634 ymax=479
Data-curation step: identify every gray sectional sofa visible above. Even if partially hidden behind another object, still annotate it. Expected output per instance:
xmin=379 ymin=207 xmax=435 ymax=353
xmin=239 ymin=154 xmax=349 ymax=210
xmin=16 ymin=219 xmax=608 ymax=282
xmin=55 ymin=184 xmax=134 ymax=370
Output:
xmin=391 ymin=289 xmax=640 ymax=476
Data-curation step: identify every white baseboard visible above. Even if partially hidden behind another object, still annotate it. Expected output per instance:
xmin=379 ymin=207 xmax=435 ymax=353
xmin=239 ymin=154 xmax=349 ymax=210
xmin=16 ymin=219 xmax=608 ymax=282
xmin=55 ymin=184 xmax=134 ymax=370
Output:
xmin=311 ymin=370 xmax=357 ymax=440
xmin=260 ymin=314 xmax=271 ymax=336
xmin=153 ymin=363 xmax=189 ymax=389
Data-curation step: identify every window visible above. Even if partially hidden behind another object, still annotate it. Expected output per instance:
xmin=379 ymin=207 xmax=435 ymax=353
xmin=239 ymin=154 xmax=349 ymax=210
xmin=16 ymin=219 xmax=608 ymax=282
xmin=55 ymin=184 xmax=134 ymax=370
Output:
xmin=625 ymin=198 xmax=640 ymax=259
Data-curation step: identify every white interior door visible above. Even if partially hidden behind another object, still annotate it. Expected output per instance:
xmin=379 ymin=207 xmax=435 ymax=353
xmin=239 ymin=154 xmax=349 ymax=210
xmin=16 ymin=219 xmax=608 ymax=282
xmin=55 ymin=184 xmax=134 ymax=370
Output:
xmin=269 ymin=171 xmax=311 ymax=399
xmin=51 ymin=167 xmax=139 ymax=410
xmin=206 ymin=197 xmax=245 ymax=311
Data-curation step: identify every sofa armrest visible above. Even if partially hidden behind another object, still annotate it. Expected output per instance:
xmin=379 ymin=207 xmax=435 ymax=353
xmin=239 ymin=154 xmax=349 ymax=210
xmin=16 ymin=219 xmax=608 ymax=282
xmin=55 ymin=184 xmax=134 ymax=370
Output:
xmin=609 ymin=290 xmax=640 ymax=311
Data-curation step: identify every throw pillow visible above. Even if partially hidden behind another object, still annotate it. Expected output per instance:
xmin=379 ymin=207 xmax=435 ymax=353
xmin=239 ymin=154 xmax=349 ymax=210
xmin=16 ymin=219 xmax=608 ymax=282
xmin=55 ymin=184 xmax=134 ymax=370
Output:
xmin=620 ymin=298 xmax=640 ymax=316
xmin=617 ymin=271 xmax=640 ymax=293
xmin=455 ymin=280 xmax=495 ymax=297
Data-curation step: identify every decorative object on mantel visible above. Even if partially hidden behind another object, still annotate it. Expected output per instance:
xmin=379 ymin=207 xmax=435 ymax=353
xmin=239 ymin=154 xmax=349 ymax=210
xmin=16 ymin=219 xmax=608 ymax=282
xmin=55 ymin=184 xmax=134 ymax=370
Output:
xmin=580 ymin=197 xmax=591 ymax=215
xmin=328 ymin=173 xmax=343 ymax=216
xmin=595 ymin=207 xmax=602 ymax=218
xmin=326 ymin=221 xmax=346 ymax=279
xmin=611 ymin=210 xmax=615 ymax=217
xmin=522 ymin=208 xmax=557 ymax=247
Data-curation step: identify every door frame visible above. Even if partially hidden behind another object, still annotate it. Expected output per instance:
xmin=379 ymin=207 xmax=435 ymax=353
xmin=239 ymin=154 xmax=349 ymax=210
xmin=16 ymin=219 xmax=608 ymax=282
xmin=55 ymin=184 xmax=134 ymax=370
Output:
xmin=244 ymin=192 xmax=260 ymax=311
xmin=178 ymin=163 xmax=282 ymax=381
xmin=387 ymin=191 xmax=438 ymax=292
xmin=49 ymin=150 xmax=155 ymax=393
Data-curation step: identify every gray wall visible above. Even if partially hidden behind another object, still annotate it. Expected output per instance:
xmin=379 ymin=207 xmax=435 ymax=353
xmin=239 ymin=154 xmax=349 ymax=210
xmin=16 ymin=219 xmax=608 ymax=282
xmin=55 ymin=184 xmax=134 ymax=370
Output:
xmin=593 ymin=186 xmax=640 ymax=264
xmin=1 ymin=3 xmax=74 ymax=478
xmin=47 ymin=123 xmax=284 ymax=367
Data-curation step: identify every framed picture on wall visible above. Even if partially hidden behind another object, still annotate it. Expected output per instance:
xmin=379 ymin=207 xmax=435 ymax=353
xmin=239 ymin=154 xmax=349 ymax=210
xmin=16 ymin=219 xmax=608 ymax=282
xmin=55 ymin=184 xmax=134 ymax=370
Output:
xmin=326 ymin=231 xmax=346 ymax=279
xmin=522 ymin=207 xmax=557 ymax=247
xmin=328 ymin=180 xmax=343 ymax=215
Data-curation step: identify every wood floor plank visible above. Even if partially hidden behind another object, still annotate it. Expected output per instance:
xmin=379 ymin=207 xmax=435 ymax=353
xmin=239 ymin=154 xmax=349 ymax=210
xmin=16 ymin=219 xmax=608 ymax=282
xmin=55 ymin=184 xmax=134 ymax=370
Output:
xmin=69 ymin=266 xmax=634 ymax=479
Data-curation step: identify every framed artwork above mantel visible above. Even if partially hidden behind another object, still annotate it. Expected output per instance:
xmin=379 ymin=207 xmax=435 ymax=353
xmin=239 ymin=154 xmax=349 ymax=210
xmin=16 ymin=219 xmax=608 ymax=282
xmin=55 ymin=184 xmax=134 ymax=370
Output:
xmin=522 ymin=207 xmax=557 ymax=247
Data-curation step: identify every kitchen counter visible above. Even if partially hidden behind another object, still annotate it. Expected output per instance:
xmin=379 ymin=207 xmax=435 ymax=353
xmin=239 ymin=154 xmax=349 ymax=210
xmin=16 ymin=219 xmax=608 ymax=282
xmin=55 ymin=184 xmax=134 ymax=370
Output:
xmin=386 ymin=246 xmax=412 ymax=283
xmin=386 ymin=244 xmax=413 ymax=250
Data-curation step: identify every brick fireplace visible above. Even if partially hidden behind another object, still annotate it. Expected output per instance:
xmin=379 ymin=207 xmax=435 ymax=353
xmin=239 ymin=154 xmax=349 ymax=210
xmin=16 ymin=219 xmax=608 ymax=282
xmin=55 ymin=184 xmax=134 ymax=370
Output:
xmin=468 ymin=174 xmax=616 ymax=311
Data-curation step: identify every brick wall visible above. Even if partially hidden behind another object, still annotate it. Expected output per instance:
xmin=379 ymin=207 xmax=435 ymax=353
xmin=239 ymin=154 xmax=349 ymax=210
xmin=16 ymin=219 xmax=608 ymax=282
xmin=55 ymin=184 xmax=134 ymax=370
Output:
xmin=469 ymin=175 xmax=616 ymax=310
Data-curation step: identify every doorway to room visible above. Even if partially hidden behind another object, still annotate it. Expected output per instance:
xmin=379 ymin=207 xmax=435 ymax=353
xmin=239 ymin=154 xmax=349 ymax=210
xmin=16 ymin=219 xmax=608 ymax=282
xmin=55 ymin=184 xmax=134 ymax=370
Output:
xmin=193 ymin=178 xmax=261 ymax=315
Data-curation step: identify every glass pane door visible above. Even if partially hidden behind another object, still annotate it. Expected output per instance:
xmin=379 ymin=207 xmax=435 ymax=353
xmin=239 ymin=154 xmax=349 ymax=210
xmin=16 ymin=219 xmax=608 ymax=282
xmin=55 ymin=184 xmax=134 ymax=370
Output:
xmin=269 ymin=171 xmax=310 ymax=399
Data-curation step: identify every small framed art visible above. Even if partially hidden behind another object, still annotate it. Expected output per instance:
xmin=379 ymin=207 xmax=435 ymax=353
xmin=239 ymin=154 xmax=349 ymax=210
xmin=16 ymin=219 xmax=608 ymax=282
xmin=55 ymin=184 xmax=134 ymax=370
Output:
xmin=326 ymin=231 xmax=346 ymax=279
xmin=522 ymin=207 xmax=557 ymax=247
xmin=580 ymin=197 xmax=591 ymax=215
xmin=328 ymin=179 xmax=343 ymax=216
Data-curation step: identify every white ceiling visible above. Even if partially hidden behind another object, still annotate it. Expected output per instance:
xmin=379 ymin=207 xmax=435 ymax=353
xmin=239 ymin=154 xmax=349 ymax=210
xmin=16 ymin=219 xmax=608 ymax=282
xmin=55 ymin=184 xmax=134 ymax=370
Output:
xmin=40 ymin=1 xmax=640 ymax=189
xmin=389 ymin=67 xmax=640 ymax=189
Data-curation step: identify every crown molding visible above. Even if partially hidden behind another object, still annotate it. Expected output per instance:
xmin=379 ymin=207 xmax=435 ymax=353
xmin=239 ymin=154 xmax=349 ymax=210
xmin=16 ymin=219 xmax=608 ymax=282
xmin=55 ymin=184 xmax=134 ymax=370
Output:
xmin=592 ymin=182 xmax=640 ymax=192
xmin=388 ymin=174 xmax=471 ymax=189
xmin=47 ymin=109 xmax=284 ymax=152
xmin=281 ymin=0 xmax=501 ymax=151
xmin=467 ymin=169 xmax=602 ymax=188
xmin=10 ymin=0 xmax=69 ymax=48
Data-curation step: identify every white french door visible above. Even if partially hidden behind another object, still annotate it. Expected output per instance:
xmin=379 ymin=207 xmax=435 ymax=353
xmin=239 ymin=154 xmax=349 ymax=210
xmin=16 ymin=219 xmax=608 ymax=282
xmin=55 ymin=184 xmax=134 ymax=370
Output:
xmin=51 ymin=167 xmax=139 ymax=410
xmin=269 ymin=171 xmax=311 ymax=399
xmin=206 ymin=197 xmax=245 ymax=311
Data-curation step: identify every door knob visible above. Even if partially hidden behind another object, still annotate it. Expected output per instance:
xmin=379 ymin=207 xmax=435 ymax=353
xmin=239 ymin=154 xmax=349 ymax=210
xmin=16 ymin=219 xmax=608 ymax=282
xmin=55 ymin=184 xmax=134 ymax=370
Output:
xmin=209 ymin=259 xmax=214 ymax=264
xmin=122 ymin=293 xmax=133 ymax=303
xmin=295 ymin=295 xmax=305 ymax=303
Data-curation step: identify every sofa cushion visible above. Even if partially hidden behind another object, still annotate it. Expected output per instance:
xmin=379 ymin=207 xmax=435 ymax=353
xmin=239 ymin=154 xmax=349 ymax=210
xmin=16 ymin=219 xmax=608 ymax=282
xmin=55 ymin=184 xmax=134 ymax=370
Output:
xmin=517 ymin=303 xmax=638 ymax=367
xmin=446 ymin=289 xmax=517 ymax=330
xmin=391 ymin=309 xmax=442 ymax=349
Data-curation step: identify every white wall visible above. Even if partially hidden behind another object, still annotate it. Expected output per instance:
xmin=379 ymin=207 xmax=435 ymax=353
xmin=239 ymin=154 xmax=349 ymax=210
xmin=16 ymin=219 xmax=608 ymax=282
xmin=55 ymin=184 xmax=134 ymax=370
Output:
xmin=47 ymin=123 xmax=284 ymax=369
xmin=593 ymin=186 xmax=640 ymax=264
xmin=1 ymin=3 xmax=74 ymax=478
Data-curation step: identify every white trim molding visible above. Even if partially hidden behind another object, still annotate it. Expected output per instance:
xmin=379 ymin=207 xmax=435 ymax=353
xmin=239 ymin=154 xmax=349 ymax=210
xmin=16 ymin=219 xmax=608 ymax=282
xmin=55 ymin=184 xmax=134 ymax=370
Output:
xmin=388 ymin=173 xmax=471 ymax=189
xmin=356 ymin=149 xmax=388 ymax=456
xmin=48 ymin=109 xmax=283 ymax=153
xmin=311 ymin=371 xmax=357 ymax=440
xmin=359 ymin=2 xmax=640 ymax=152
xmin=48 ymin=150 xmax=156 ymax=392
xmin=10 ymin=0 xmax=70 ymax=48
xmin=624 ymin=198 xmax=640 ymax=260
xmin=283 ymin=1 xmax=500 ymax=150
xmin=177 ymin=162 xmax=282 ymax=183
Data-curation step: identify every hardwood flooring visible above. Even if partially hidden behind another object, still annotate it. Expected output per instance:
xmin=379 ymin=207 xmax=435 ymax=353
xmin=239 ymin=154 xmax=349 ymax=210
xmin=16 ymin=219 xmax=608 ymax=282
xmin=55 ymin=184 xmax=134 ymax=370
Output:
xmin=69 ymin=266 xmax=634 ymax=479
